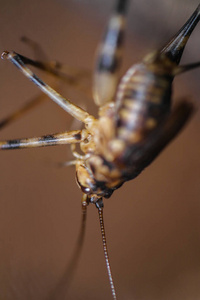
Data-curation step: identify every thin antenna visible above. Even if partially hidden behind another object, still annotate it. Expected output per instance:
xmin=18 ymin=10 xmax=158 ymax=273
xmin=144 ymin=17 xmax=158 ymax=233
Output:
xmin=46 ymin=197 xmax=88 ymax=300
xmin=63 ymin=200 xmax=88 ymax=282
xmin=96 ymin=199 xmax=117 ymax=300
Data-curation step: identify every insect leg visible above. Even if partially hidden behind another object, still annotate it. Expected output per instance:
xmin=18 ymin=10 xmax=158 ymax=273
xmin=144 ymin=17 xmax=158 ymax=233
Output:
xmin=15 ymin=52 xmax=91 ymax=89
xmin=93 ymin=0 xmax=129 ymax=106
xmin=0 ymin=39 xmax=57 ymax=131
xmin=21 ymin=37 xmax=91 ymax=93
xmin=20 ymin=37 xmax=64 ymax=79
xmin=0 ymin=40 xmax=54 ymax=131
xmin=1 ymin=51 xmax=94 ymax=124
xmin=160 ymin=4 xmax=200 ymax=64
xmin=0 ymin=93 xmax=47 ymax=130
xmin=173 ymin=61 xmax=200 ymax=76
xmin=0 ymin=40 xmax=91 ymax=131
xmin=0 ymin=129 xmax=83 ymax=150
xmin=21 ymin=36 xmax=50 ymax=61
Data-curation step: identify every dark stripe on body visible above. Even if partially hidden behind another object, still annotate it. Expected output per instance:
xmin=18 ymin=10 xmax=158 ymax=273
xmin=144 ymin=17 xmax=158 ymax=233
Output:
xmin=115 ymin=0 xmax=129 ymax=14
xmin=73 ymin=132 xmax=82 ymax=140
xmin=97 ymin=54 xmax=121 ymax=73
xmin=18 ymin=54 xmax=44 ymax=70
xmin=39 ymin=135 xmax=57 ymax=144
xmin=31 ymin=73 xmax=46 ymax=87
xmin=8 ymin=53 xmax=46 ymax=87
xmin=97 ymin=26 xmax=124 ymax=73
xmin=116 ymin=69 xmax=173 ymax=136
xmin=2 ymin=139 xmax=21 ymax=150
xmin=11 ymin=54 xmax=24 ymax=69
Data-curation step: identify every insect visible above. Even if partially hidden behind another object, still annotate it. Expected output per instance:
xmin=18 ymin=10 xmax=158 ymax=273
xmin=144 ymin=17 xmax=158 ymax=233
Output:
xmin=0 ymin=1 xmax=200 ymax=299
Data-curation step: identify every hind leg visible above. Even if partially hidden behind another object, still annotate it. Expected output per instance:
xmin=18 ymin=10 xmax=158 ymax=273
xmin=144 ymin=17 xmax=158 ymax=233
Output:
xmin=93 ymin=0 xmax=129 ymax=106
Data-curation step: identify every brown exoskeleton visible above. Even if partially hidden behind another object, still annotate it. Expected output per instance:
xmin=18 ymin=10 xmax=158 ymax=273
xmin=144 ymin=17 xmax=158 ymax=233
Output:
xmin=1 ymin=1 xmax=200 ymax=299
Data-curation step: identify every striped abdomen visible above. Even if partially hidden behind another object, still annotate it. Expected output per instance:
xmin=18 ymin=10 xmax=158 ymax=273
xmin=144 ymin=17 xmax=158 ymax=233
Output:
xmin=115 ymin=62 xmax=173 ymax=145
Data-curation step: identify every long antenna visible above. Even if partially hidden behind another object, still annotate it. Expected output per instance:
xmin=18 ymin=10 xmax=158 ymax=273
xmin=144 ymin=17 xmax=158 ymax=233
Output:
xmin=46 ymin=197 xmax=88 ymax=300
xmin=96 ymin=199 xmax=117 ymax=300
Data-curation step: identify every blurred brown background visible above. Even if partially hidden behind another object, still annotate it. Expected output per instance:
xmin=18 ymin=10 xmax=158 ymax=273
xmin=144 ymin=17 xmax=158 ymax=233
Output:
xmin=0 ymin=0 xmax=200 ymax=299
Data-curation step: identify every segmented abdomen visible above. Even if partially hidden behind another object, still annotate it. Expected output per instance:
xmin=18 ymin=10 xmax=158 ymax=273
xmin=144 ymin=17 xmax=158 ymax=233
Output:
xmin=116 ymin=63 xmax=172 ymax=144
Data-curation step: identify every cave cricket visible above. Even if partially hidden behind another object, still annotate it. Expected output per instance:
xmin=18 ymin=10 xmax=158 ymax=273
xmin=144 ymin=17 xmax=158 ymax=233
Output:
xmin=1 ymin=1 xmax=200 ymax=299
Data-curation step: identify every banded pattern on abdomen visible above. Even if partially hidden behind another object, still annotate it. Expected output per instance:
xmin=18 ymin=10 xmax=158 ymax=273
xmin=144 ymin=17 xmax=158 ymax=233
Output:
xmin=115 ymin=63 xmax=173 ymax=144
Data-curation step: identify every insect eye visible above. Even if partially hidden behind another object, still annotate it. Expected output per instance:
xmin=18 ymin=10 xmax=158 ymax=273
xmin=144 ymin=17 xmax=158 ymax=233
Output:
xmin=81 ymin=186 xmax=91 ymax=194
